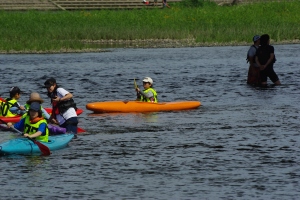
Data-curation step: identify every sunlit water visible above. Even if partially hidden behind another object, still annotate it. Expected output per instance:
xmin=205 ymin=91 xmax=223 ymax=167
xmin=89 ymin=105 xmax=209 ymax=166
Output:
xmin=0 ymin=44 xmax=300 ymax=199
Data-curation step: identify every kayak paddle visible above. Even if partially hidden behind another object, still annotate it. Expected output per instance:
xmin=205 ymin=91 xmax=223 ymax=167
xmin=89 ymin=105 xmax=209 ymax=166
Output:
xmin=77 ymin=127 xmax=86 ymax=133
xmin=134 ymin=78 xmax=138 ymax=89
xmin=0 ymin=118 xmax=51 ymax=156
xmin=134 ymin=78 xmax=140 ymax=101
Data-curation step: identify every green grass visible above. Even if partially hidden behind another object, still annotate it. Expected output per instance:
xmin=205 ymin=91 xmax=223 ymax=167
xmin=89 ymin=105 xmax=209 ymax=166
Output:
xmin=0 ymin=0 xmax=299 ymax=52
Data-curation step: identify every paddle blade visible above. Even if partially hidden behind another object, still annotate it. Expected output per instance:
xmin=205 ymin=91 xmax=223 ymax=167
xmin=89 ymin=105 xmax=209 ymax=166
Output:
xmin=33 ymin=140 xmax=51 ymax=156
xmin=77 ymin=127 xmax=86 ymax=133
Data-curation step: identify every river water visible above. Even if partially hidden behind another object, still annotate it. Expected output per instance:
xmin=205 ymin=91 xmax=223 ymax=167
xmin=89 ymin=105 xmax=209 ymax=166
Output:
xmin=0 ymin=44 xmax=300 ymax=199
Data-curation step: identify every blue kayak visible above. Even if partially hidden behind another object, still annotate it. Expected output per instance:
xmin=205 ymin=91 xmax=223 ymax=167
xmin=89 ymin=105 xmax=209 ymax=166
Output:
xmin=0 ymin=134 xmax=74 ymax=155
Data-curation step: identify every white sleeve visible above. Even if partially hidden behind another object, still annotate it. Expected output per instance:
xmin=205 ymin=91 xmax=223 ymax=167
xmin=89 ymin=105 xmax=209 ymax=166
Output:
xmin=56 ymin=87 xmax=70 ymax=98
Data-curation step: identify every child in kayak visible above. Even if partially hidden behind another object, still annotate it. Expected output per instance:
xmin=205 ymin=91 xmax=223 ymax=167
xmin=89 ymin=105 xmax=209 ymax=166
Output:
xmin=0 ymin=87 xmax=25 ymax=117
xmin=10 ymin=92 xmax=50 ymax=118
xmin=7 ymin=102 xmax=49 ymax=142
xmin=135 ymin=77 xmax=158 ymax=103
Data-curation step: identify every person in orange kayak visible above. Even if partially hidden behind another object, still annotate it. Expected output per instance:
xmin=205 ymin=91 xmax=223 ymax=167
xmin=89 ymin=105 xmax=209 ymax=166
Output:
xmin=7 ymin=102 xmax=49 ymax=142
xmin=135 ymin=77 xmax=158 ymax=103
xmin=0 ymin=87 xmax=25 ymax=117
xmin=44 ymin=78 xmax=78 ymax=138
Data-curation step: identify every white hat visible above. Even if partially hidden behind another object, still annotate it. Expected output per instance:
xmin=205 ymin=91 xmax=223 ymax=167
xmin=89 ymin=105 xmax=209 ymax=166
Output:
xmin=143 ymin=77 xmax=153 ymax=84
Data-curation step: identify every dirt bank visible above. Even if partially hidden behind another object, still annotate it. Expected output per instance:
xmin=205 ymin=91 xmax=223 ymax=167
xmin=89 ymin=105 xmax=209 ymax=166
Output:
xmin=1 ymin=39 xmax=299 ymax=54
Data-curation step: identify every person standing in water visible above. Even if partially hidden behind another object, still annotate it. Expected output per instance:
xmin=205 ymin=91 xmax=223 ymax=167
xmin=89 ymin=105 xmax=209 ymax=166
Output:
xmin=44 ymin=78 xmax=78 ymax=138
xmin=255 ymin=34 xmax=281 ymax=86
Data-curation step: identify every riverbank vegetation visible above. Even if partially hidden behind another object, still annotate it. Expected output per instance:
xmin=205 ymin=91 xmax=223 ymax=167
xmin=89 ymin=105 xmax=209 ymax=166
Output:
xmin=0 ymin=0 xmax=299 ymax=53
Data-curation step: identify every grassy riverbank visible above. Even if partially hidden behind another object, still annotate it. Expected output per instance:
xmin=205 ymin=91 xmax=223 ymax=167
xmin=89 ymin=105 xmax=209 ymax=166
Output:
xmin=0 ymin=1 xmax=299 ymax=53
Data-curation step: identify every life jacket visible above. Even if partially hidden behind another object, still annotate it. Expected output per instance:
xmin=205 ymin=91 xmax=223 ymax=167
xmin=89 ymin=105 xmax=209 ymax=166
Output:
xmin=246 ymin=45 xmax=258 ymax=63
xmin=140 ymin=88 xmax=158 ymax=103
xmin=0 ymin=98 xmax=18 ymax=117
xmin=24 ymin=116 xmax=49 ymax=142
xmin=49 ymin=89 xmax=77 ymax=116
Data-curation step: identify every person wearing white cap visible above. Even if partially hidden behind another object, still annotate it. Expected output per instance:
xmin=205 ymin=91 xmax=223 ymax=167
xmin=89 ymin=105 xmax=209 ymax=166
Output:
xmin=0 ymin=86 xmax=25 ymax=117
xmin=246 ymin=35 xmax=261 ymax=85
xmin=136 ymin=77 xmax=158 ymax=103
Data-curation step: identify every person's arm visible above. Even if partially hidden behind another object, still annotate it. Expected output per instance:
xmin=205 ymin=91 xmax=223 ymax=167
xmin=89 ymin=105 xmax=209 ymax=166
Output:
xmin=7 ymin=118 xmax=25 ymax=131
xmin=143 ymin=91 xmax=154 ymax=99
xmin=23 ymin=123 xmax=46 ymax=138
xmin=41 ymin=107 xmax=50 ymax=120
xmin=136 ymin=88 xmax=142 ymax=100
xmin=249 ymin=56 xmax=255 ymax=67
xmin=138 ymin=90 xmax=155 ymax=102
xmin=12 ymin=102 xmax=25 ymax=111
xmin=264 ymin=53 xmax=275 ymax=67
xmin=136 ymin=89 xmax=153 ymax=98
xmin=255 ymin=56 xmax=262 ymax=68
xmin=247 ymin=47 xmax=256 ymax=67
xmin=52 ymin=88 xmax=73 ymax=103
xmin=59 ymin=92 xmax=73 ymax=102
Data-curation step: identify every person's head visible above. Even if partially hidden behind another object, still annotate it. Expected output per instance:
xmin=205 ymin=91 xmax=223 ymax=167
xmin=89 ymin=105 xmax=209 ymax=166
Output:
xmin=26 ymin=92 xmax=44 ymax=105
xmin=260 ymin=34 xmax=270 ymax=46
xmin=9 ymin=86 xmax=22 ymax=99
xmin=142 ymin=77 xmax=153 ymax=89
xmin=253 ymin=35 xmax=260 ymax=45
xmin=29 ymin=102 xmax=42 ymax=119
xmin=44 ymin=78 xmax=57 ymax=93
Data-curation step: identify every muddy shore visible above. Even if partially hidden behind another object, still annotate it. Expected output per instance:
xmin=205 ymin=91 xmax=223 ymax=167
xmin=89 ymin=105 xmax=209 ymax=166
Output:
xmin=1 ymin=39 xmax=299 ymax=54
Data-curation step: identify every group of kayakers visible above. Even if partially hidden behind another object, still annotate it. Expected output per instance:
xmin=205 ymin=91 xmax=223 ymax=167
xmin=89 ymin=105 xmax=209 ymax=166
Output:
xmin=0 ymin=76 xmax=157 ymax=142
xmin=0 ymin=78 xmax=79 ymax=142
xmin=246 ymin=34 xmax=281 ymax=86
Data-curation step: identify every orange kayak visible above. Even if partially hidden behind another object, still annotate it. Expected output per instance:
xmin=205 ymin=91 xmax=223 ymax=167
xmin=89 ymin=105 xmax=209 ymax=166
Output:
xmin=86 ymin=101 xmax=201 ymax=113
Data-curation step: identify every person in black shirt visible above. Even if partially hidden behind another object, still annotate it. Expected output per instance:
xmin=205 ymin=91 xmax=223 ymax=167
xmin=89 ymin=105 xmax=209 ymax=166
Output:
xmin=255 ymin=34 xmax=281 ymax=86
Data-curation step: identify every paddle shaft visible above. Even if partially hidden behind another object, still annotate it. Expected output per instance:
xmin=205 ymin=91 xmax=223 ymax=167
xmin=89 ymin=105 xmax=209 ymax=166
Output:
xmin=0 ymin=118 xmax=22 ymax=135
xmin=134 ymin=79 xmax=138 ymax=89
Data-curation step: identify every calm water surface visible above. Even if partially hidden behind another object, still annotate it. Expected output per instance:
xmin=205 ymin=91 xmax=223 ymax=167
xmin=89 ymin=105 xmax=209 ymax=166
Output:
xmin=0 ymin=44 xmax=300 ymax=199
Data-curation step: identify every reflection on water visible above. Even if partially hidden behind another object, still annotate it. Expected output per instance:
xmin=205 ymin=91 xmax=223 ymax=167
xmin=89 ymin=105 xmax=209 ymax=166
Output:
xmin=1 ymin=44 xmax=300 ymax=199
xmin=88 ymin=112 xmax=159 ymax=123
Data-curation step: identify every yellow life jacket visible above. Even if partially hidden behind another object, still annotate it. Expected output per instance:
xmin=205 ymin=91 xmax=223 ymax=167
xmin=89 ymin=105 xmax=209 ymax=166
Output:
xmin=24 ymin=116 xmax=49 ymax=142
xmin=21 ymin=103 xmax=30 ymax=119
xmin=0 ymin=99 xmax=18 ymax=117
xmin=140 ymin=88 xmax=158 ymax=103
